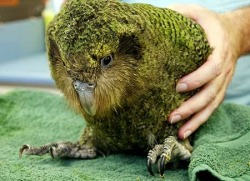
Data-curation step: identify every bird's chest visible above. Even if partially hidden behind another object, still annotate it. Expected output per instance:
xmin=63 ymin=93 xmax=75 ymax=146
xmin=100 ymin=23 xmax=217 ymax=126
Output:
xmin=90 ymin=107 xmax=179 ymax=153
xmin=93 ymin=114 xmax=151 ymax=145
xmin=89 ymin=89 xmax=181 ymax=152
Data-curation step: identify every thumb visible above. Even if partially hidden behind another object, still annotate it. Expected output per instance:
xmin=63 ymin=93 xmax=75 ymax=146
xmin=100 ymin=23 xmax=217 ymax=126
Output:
xmin=168 ymin=4 xmax=206 ymax=21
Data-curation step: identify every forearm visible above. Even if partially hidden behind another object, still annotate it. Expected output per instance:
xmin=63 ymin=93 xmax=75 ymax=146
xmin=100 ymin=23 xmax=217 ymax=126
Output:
xmin=223 ymin=6 xmax=250 ymax=56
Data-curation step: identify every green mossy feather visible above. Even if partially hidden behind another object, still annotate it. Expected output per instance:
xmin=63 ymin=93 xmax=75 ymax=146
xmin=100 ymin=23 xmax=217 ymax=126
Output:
xmin=46 ymin=0 xmax=211 ymax=153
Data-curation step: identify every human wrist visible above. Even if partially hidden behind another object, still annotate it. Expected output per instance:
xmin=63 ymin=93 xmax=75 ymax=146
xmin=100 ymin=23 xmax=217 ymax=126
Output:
xmin=222 ymin=7 xmax=250 ymax=56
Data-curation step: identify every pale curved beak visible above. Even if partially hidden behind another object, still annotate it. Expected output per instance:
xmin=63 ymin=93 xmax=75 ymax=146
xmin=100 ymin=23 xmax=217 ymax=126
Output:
xmin=73 ymin=80 xmax=96 ymax=116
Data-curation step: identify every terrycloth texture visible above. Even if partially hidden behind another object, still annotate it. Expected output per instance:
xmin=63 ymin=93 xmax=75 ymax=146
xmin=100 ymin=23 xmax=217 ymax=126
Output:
xmin=0 ymin=90 xmax=249 ymax=181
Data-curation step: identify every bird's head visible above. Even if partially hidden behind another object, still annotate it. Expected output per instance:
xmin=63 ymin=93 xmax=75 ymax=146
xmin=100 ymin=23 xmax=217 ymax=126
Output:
xmin=46 ymin=0 xmax=145 ymax=117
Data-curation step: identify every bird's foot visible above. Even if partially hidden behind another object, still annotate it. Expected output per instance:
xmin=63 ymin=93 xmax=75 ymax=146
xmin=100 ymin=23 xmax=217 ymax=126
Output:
xmin=19 ymin=141 xmax=96 ymax=159
xmin=147 ymin=136 xmax=191 ymax=177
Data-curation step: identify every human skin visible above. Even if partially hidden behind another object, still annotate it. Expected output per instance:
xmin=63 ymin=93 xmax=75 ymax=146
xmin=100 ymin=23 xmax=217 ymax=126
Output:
xmin=168 ymin=4 xmax=250 ymax=139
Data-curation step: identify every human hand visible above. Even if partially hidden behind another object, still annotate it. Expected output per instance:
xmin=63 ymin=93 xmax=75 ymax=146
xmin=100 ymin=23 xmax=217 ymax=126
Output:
xmin=168 ymin=4 xmax=242 ymax=139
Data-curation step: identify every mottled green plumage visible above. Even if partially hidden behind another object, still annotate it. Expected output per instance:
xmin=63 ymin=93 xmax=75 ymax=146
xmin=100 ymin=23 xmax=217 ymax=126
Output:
xmin=47 ymin=0 xmax=210 ymax=150
xmin=20 ymin=0 xmax=211 ymax=175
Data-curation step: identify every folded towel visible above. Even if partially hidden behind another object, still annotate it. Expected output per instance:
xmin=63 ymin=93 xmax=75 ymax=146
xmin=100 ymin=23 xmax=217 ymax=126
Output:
xmin=0 ymin=90 xmax=249 ymax=181
xmin=189 ymin=101 xmax=250 ymax=181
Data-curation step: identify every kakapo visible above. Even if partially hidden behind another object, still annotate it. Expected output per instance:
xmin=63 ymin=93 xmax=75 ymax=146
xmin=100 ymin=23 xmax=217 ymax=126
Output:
xmin=19 ymin=0 xmax=211 ymax=177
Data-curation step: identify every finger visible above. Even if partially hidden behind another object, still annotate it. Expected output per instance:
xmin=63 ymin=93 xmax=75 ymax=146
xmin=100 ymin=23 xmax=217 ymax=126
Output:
xmin=170 ymin=4 xmax=225 ymax=92
xmin=178 ymin=82 xmax=226 ymax=140
xmin=176 ymin=52 xmax=223 ymax=92
xmin=168 ymin=4 xmax=207 ymax=21
xmin=169 ymin=3 xmax=225 ymax=52
xmin=170 ymin=72 xmax=225 ymax=123
xmin=178 ymin=100 xmax=218 ymax=140
xmin=178 ymin=69 xmax=233 ymax=140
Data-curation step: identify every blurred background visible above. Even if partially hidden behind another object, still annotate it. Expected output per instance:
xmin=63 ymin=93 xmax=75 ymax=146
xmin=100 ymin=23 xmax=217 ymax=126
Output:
xmin=0 ymin=0 xmax=64 ymax=94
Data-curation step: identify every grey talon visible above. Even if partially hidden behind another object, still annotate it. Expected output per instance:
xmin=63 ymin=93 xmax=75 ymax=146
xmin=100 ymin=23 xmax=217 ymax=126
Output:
xmin=19 ymin=144 xmax=30 ymax=158
xmin=49 ymin=147 xmax=55 ymax=159
xmin=159 ymin=156 xmax=166 ymax=177
xmin=147 ymin=158 xmax=155 ymax=176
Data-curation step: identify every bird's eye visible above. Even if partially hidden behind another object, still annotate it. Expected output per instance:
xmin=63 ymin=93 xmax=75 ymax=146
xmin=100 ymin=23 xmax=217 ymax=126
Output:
xmin=100 ymin=55 xmax=113 ymax=68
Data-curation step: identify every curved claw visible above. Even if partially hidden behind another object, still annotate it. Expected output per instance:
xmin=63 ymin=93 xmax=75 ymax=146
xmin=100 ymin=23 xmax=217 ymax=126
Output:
xmin=159 ymin=156 xmax=166 ymax=177
xmin=49 ymin=147 xmax=55 ymax=159
xmin=19 ymin=144 xmax=30 ymax=158
xmin=147 ymin=158 xmax=155 ymax=176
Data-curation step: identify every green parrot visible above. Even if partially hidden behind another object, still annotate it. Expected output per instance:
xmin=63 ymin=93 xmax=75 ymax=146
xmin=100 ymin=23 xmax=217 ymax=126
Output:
xmin=19 ymin=0 xmax=211 ymax=177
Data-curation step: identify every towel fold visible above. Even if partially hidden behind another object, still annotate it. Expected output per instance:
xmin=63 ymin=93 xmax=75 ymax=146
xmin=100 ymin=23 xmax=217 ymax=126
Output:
xmin=189 ymin=103 xmax=250 ymax=181
xmin=0 ymin=90 xmax=249 ymax=181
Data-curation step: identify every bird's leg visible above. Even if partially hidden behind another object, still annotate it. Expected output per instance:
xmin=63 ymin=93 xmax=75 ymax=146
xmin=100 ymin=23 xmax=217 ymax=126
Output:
xmin=147 ymin=136 xmax=192 ymax=177
xmin=19 ymin=141 xmax=96 ymax=159
xmin=20 ymin=127 xmax=98 ymax=159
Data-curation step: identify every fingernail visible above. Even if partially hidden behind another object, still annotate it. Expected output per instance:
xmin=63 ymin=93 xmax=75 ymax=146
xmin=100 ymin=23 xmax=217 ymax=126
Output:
xmin=170 ymin=115 xmax=182 ymax=124
xmin=183 ymin=130 xmax=192 ymax=139
xmin=176 ymin=83 xmax=188 ymax=92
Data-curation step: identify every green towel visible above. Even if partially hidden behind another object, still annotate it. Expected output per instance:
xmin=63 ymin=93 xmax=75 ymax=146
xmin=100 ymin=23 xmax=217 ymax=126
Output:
xmin=0 ymin=90 xmax=249 ymax=181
